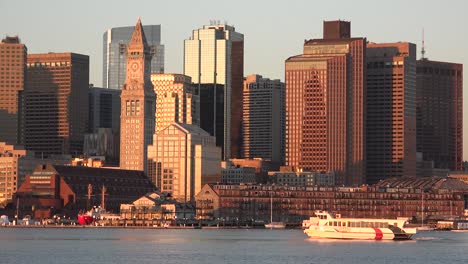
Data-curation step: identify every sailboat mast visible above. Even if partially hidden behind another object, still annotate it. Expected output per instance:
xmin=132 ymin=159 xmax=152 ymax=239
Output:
xmin=270 ymin=192 xmax=273 ymax=223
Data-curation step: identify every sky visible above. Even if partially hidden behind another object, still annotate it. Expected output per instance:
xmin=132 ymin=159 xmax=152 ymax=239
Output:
xmin=1 ymin=0 xmax=467 ymax=159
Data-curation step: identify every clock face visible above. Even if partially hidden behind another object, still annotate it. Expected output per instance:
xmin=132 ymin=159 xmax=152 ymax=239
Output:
xmin=131 ymin=62 xmax=139 ymax=72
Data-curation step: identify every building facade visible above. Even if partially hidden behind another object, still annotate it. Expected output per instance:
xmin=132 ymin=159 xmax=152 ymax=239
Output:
xmin=184 ymin=23 xmax=244 ymax=159
xmin=242 ymin=75 xmax=285 ymax=164
xmin=284 ymin=21 xmax=366 ymax=186
xmin=195 ymin=178 xmax=468 ymax=223
xmin=119 ymin=18 xmax=156 ymax=171
xmin=15 ymin=164 xmax=156 ymax=218
xmin=151 ymin=73 xmax=199 ymax=133
xmin=147 ymin=123 xmax=221 ymax=203
xmin=416 ymin=60 xmax=463 ymax=171
xmin=267 ymin=170 xmax=335 ymax=187
xmin=366 ymin=42 xmax=417 ymax=184
xmin=25 ymin=52 xmax=89 ymax=157
xmin=0 ymin=142 xmax=26 ymax=206
xmin=88 ymin=85 xmax=121 ymax=134
xmin=0 ymin=36 xmax=27 ymax=145
xmin=103 ymin=24 xmax=164 ymax=90
xmin=221 ymin=166 xmax=256 ymax=184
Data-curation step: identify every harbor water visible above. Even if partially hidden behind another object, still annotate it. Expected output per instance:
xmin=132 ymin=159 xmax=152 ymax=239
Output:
xmin=0 ymin=228 xmax=466 ymax=263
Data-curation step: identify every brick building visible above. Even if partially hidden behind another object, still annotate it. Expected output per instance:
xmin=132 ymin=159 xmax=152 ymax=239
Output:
xmin=14 ymin=164 xmax=155 ymax=219
xmin=195 ymin=178 xmax=468 ymax=224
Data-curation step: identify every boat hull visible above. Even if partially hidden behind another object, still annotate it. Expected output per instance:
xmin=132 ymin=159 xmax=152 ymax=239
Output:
xmin=304 ymin=227 xmax=413 ymax=240
xmin=77 ymin=215 xmax=94 ymax=225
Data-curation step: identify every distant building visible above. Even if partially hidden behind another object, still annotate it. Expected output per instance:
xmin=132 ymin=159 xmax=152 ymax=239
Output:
xmin=228 ymin=158 xmax=280 ymax=183
xmin=15 ymin=164 xmax=156 ymax=219
xmin=221 ymin=166 xmax=256 ymax=184
xmin=88 ymin=85 xmax=121 ymax=134
xmin=147 ymin=123 xmax=221 ymax=203
xmin=268 ymin=170 xmax=335 ymax=187
xmin=285 ymin=20 xmax=366 ymax=186
xmin=0 ymin=142 xmax=26 ymax=206
xmin=119 ymin=18 xmax=156 ymax=171
xmin=366 ymin=42 xmax=417 ymax=183
xmin=25 ymin=52 xmax=89 ymax=158
xmin=83 ymin=128 xmax=119 ymax=164
xmin=151 ymin=73 xmax=199 ymax=133
xmin=0 ymin=36 xmax=27 ymax=145
xmin=184 ymin=23 xmax=244 ymax=159
xmin=242 ymin=75 xmax=285 ymax=164
xmin=416 ymin=59 xmax=463 ymax=171
xmin=103 ymin=24 xmax=164 ymax=90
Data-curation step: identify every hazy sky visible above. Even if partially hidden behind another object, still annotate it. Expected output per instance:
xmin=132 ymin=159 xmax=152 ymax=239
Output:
xmin=1 ymin=0 xmax=467 ymax=159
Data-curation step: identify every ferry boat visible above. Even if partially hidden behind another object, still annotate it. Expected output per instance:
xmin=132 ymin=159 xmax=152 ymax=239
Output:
xmin=304 ymin=211 xmax=417 ymax=240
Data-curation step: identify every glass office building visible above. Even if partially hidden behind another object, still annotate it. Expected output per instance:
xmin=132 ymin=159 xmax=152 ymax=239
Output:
xmin=103 ymin=25 xmax=164 ymax=90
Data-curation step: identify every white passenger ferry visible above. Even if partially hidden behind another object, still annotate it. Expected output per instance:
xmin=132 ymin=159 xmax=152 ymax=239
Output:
xmin=304 ymin=211 xmax=417 ymax=240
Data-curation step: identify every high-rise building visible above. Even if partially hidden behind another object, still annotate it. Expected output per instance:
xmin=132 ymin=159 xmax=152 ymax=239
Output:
xmin=147 ymin=123 xmax=221 ymax=202
xmin=119 ymin=18 xmax=156 ymax=171
xmin=88 ymin=85 xmax=121 ymax=134
xmin=416 ymin=59 xmax=463 ymax=171
xmin=0 ymin=36 xmax=27 ymax=145
xmin=151 ymin=73 xmax=199 ymax=133
xmin=284 ymin=20 xmax=366 ymax=186
xmin=366 ymin=42 xmax=417 ymax=184
xmin=242 ymin=74 xmax=285 ymax=164
xmin=184 ymin=23 xmax=244 ymax=160
xmin=103 ymin=24 xmax=164 ymax=90
xmin=25 ymin=52 xmax=89 ymax=157
xmin=0 ymin=142 xmax=26 ymax=206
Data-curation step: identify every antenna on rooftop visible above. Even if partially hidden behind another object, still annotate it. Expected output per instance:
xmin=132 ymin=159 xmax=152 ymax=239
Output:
xmin=421 ymin=28 xmax=426 ymax=60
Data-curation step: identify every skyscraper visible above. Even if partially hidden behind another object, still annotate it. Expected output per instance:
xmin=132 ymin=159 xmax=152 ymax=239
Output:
xmin=366 ymin=42 xmax=417 ymax=184
xmin=184 ymin=23 xmax=244 ymax=160
xmin=0 ymin=36 xmax=27 ymax=145
xmin=147 ymin=123 xmax=221 ymax=202
xmin=25 ymin=52 xmax=89 ymax=157
xmin=416 ymin=59 xmax=463 ymax=171
xmin=151 ymin=73 xmax=199 ymax=133
xmin=242 ymin=74 xmax=285 ymax=164
xmin=284 ymin=20 xmax=366 ymax=186
xmin=103 ymin=24 xmax=164 ymax=90
xmin=119 ymin=18 xmax=156 ymax=171
xmin=88 ymin=85 xmax=121 ymax=134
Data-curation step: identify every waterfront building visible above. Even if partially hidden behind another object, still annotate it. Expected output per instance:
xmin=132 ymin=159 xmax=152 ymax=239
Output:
xmin=195 ymin=177 xmax=468 ymax=223
xmin=15 ymin=164 xmax=156 ymax=218
xmin=146 ymin=123 xmax=221 ymax=202
xmin=0 ymin=36 xmax=27 ymax=145
xmin=285 ymin=20 xmax=366 ymax=186
xmin=151 ymin=73 xmax=199 ymax=133
xmin=120 ymin=192 xmax=195 ymax=225
xmin=242 ymin=75 xmax=285 ymax=164
xmin=103 ymin=24 xmax=164 ymax=90
xmin=416 ymin=59 xmax=463 ymax=171
xmin=366 ymin=42 xmax=417 ymax=184
xmin=25 ymin=52 xmax=89 ymax=157
xmin=221 ymin=166 xmax=256 ymax=184
xmin=119 ymin=18 xmax=156 ymax=171
xmin=184 ymin=23 xmax=244 ymax=159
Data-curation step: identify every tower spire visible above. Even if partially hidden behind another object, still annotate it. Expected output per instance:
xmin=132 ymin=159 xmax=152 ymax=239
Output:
xmin=421 ymin=28 xmax=426 ymax=60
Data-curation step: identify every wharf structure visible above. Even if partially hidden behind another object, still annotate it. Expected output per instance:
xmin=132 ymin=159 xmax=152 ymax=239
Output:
xmin=195 ymin=177 xmax=468 ymax=224
xmin=14 ymin=164 xmax=155 ymax=219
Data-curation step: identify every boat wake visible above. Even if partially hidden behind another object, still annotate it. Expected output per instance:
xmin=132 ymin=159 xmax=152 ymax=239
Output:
xmin=413 ymin=236 xmax=441 ymax=241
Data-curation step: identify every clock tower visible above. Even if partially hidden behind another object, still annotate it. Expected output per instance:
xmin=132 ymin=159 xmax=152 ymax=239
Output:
xmin=120 ymin=18 xmax=156 ymax=171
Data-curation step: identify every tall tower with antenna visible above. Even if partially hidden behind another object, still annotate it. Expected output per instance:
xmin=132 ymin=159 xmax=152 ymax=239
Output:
xmin=421 ymin=28 xmax=426 ymax=60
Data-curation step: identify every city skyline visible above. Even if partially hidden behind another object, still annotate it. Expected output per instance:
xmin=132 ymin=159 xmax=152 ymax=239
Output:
xmin=1 ymin=0 xmax=467 ymax=158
